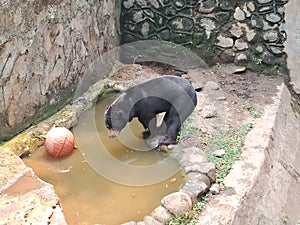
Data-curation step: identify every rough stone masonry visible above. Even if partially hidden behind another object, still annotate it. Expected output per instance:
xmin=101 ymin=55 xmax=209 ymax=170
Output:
xmin=0 ymin=0 xmax=117 ymax=142
xmin=120 ymin=0 xmax=288 ymax=75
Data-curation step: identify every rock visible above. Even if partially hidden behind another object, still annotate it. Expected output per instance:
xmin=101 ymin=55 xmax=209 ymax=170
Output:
xmin=277 ymin=6 xmax=285 ymax=15
xmin=173 ymin=0 xmax=185 ymax=8
xmin=220 ymin=49 xmax=235 ymax=62
xmin=210 ymin=183 xmax=221 ymax=194
xmin=179 ymin=189 xmax=198 ymax=205
xmin=258 ymin=5 xmax=273 ymax=13
xmin=265 ymin=13 xmax=282 ymax=23
xmin=217 ymin=96 xmax=227 ymax=101
xmin=184 ymin=162 xmax=216 ymax=182
xmin=216 ymin=35 xmax=234 ymax=48
xmin=251 ymin=15 xmax=263 ymax=28
xmin=218 ymin=64 xmax=245 ymax=75
xmin=201 ymin=105 xmax=218 ymax=118
xmin=180 ymin=152 xmax=208 ymax=167
xmin=234 ymin=7 xmax=245 ymax=21
xmin=158 ymin=29 xmax=171 ymax=40
xmin=216 ymin=11 xmax=230 ymax=22
xmin=161 ymin=192 xmax=193 ymax=215
xmin=150 ymin=206 xmax=173 ymax=223
xmin=234 ymin=52 xmax=248 ymax=66
xmin=269 ymin=46 xmax=284 ymax=55
xmin=211 ymin=149 xmax=226 ymax=157
xmin=163 ymin=6 xmax=177 ymax=16
xmin=234 ymin=39 xmax=249 ymax=50
xmin=185 ymin=172 xmax=211 ymax=189
xmin=122 ymin=222 xmax=137 ymax=225
xmin=233 ymin=66 xmax=246 ymax=73
xmin=149 ymin=0 xmax=160 ymax=9
xmin=196 ymin=0 xmax=216 ymax=13
xmin=133 ymin=11 xmax=144 ymax=23
xmin=246 ymin=29 xmax=256 ymax=42
xmin=255 ymin=45 xmax=264 ymax=53
xmin=241 ymin=4 xmax=251 ymax=18
xmin=230 ymin=24 xmax=243 ymax=38
xmin=144 ymin=9 xmax=154 ymax=18
xmin=141 ymin=22 xmax=150 ymax=37
xmin=181 ymin=181 xmax=209 ymax=199
xmin=181 ymin=146 xmax=205 ymax=155
xmin=205 ymin=81 xmax=220 ymax=90
xmin=256 ymin=0 xmax=272 ymax=3
xmin=170 ymin=17 xmax=193 ymax=31
xmin=123 ymin=0 xmax=135 ymax=8
xmin=200 ymin=18 xmax=216 ymax=38
xmin=246 ymin=2 xmax=255 ymax=12
xmin=181 ymin=172 xmax=211 ymax=202
xmin=263 ymin=30 xmax=279 ymax=42
xmin=143 ymin=216 xmax=163 ymax=225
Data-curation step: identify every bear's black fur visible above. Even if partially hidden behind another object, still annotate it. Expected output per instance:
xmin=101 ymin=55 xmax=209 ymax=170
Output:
xmin=104 ymin=75 xmax=197 ymax=145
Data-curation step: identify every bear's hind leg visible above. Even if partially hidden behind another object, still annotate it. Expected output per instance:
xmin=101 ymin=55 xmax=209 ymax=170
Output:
xmin=160 ymin=111 xmax=181 ymax=145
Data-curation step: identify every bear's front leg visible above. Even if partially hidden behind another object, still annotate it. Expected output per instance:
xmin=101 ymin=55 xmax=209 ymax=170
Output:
xmin=138 ymin=116 xmax=157 ymax=139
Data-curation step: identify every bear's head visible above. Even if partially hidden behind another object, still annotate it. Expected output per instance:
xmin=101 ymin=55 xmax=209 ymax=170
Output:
xmin=104 ymin=105 xmax=127 ymax=138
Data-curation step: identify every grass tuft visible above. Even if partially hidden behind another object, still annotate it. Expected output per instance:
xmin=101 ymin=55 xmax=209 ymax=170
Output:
xmin=206 ymin=123 xmax=253 ymax=183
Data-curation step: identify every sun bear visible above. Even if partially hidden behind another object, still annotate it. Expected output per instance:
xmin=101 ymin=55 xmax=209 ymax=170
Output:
xmin=104 ymin=75 xmax=197 ymax=145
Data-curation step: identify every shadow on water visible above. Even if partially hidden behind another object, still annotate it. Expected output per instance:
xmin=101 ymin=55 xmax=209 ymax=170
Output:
xmin=23 ymin=94 xmax=185 ymax=225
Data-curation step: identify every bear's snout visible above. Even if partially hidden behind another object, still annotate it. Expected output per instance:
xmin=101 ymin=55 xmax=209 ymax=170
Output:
xmin=107 ymin=129 xmax=120 ymax=139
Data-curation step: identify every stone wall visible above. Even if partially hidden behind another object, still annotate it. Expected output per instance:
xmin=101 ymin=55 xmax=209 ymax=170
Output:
xmin=120 ymin=0 xmax=288 ymax=74
xmin=0 ymin=0 xmax=117 ymax=142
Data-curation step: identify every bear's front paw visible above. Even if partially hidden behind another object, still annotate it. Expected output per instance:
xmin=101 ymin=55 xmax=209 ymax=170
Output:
xmin=142 ymin=130 xmax=151 ymax=139
xmin=160 ymin=137 xmax=178 ymax=145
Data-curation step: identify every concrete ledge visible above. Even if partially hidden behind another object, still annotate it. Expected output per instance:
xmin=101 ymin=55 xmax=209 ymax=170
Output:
xmin=0 ymin=148 xmax=67 ymax=224
xmin=196 ymin=84 xmax=300 ymax=225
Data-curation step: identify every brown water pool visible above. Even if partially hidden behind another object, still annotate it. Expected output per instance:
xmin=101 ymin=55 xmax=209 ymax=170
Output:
xmin=23 ymin=94 xmax=184 ymax=225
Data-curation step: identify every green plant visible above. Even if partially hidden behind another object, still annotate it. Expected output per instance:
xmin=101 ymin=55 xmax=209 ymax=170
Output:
xmin=168 ymin=211 xmax=194 ymax=225
xmin=134 ymin=64 xmax=142 ymax=71
xmin=167 ymin=196 xmax=208 ymax=225
xmin=169 ymin=123 xmax=252 ymax=225
xmin=244 ymin=105 xmax=260 ymax=118
xmin=281 ymin=215 xmax=289 ymax=224
xmin=216 ymin=62 xmax=222 ymax=68
xmin=177 ymin=116 xmax=198 ymax=141
xmin=206 ymin=123 xmax=253 ymax=183
xmin=253 ymin=52 xmax=267 ymax=65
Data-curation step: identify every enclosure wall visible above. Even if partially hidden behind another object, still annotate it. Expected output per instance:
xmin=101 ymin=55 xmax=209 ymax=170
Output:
xmin=0 ymin=0 xmax=118 ymax=141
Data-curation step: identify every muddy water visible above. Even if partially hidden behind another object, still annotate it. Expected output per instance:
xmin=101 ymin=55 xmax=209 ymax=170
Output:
xmin=23 ymin=94 xmax=184 ymax=225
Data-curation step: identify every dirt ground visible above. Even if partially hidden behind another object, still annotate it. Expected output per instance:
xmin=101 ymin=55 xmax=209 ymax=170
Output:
xmin=108 ymin=62 xmax=283 ymax=149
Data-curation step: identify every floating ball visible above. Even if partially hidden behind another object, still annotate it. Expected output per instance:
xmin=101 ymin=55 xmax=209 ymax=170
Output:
xmin=44 ymin=127 xmax=76 ymax=157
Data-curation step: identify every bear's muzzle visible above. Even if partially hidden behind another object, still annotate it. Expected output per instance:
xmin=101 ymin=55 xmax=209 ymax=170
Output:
xmin=107 ymin=129 xmax=120 ymax=139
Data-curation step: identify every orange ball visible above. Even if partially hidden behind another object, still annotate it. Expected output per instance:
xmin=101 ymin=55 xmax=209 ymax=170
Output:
xmin=44 ymin=127 xmax=76 ymax=157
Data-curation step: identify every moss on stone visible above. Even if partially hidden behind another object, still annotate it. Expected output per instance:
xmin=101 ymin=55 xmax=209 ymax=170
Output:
xmin=0 ymin=79 xmax=118 ymax=157
xmin=1 ymin=131 xmax=44 ymax=157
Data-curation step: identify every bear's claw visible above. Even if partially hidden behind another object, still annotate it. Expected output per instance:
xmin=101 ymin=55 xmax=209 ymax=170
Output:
xmin=142 ymin=130 xmax=151 ymax=139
